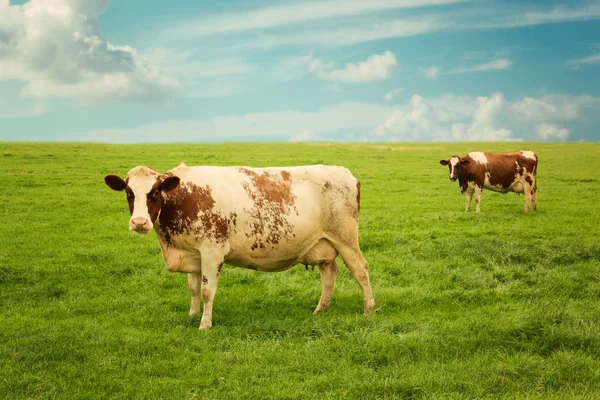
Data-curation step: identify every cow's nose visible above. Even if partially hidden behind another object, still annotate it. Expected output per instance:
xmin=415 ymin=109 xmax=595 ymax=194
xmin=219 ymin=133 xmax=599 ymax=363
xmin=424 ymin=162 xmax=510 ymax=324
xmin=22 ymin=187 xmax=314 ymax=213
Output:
xmin=130 ymin=217 xmax=150 ymax=230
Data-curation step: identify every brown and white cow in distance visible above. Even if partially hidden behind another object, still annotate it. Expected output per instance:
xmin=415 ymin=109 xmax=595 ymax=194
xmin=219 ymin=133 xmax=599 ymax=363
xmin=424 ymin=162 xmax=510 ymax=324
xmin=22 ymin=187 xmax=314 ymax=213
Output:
xmin=439 ymin=151 xmax=538 ymax=212
xmin=104 ymin=163 xmax=375 ymax=329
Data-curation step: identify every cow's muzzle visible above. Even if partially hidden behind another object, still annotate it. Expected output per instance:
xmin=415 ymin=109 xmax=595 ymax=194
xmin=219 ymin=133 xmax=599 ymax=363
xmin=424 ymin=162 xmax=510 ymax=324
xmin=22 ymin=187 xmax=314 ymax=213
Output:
xmin=450 ymin=176 xmax=457 ymax=182
xmin=130 ymin=217 xmax=152 ymax=234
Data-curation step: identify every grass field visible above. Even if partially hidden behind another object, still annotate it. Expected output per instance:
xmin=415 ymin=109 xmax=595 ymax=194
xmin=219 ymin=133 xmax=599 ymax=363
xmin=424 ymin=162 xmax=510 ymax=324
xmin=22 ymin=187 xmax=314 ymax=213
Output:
xmin=1 ymin=142 xmax=599 ymax=399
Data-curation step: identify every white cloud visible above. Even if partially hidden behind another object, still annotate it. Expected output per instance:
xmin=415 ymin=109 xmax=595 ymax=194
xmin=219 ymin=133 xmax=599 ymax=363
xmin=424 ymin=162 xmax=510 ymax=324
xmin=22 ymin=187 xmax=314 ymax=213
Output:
xmin=310 ymin=51 xmax=398 ymax=82
xmin=420 ymin=59 xmax=511 ymax=80
xmin=372 ymin=92 xmax=597 ymax=142
xmin=568 ymin=53 xmax=600 ymax=66
xmin=167 ymin=0 xmax=467 ymax=38
xmin=385 ymin=88 xmax=404 ymax=100
xmin=448 ymin=59 xmax=512 ymax=74
xmin=508 ymin=95 xmax=596 ymax=121
xmin=462 ymin=93 xmax=513 ymax=141
xmin=536 ymin=123 xmax=570 ymax=141
xmin=483 ymin=4 xmax=600 ymax=29
xmin=233 ymin=17 xmax=446 ymax=49
xmin=0 ymin=0 xmax=178 ymax=102
xmin=289 ymin=130 xmax=326 ymax=142
xmin=177 ymin=3 xmax=600 ymax=50
xmin=419 ymin=66 xmax=440 ymax=80
xmin=68 ymin=93 xmax=599 ymax=143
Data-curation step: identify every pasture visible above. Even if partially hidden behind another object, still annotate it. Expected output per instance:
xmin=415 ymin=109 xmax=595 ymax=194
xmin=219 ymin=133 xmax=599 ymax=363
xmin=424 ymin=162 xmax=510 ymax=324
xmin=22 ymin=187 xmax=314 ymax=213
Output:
xmin=1 ymin=142 xmax=599 ymax=399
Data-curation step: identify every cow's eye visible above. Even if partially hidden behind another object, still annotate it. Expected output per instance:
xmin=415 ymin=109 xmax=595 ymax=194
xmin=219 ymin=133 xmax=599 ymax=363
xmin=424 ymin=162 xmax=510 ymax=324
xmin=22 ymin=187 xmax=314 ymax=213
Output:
xmin=149 ymin=190 xmax=160 ymax=199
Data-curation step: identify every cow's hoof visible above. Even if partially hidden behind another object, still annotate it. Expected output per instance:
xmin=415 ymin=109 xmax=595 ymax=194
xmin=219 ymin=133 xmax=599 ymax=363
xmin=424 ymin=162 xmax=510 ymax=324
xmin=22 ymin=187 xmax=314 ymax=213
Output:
xmin=364 ymin=299 xmax=376 ymax=316
xmin=314 ymin=305 xmax=329 ymax=313
xmin=199 ymin=316 xmax=213 ymax=329
xmin=189 ymin=308 xmax=200 ymax=317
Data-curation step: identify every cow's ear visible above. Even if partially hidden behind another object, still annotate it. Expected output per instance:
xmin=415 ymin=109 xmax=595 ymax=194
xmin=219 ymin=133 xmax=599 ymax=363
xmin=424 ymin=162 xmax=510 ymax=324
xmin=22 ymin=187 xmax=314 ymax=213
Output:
xmin=439 ymin=160 xmax=449 ymax=166
xmin=460 ymin=159 xmax=470 ymax=166
xmin=158 ymin=175 xmax=180 ymax=192
xmin=105 ymin=175 xmax=126 ymax=191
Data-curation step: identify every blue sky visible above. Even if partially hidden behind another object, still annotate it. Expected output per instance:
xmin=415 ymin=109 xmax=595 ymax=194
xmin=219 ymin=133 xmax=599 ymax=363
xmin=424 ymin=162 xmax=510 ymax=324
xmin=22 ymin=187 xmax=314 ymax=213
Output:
xmin=0 ymin=0 xmax=599 ymax=142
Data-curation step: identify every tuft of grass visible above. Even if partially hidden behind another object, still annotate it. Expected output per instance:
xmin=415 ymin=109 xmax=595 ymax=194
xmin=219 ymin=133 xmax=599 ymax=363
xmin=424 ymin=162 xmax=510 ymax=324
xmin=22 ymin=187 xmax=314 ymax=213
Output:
xmin=1 ymin=142 xmax=599 ymax=399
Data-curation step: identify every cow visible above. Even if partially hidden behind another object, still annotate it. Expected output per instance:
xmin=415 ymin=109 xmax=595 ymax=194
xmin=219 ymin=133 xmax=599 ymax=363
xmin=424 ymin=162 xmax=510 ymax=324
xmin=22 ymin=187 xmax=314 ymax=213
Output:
xmin=439 ymin=151 xmax=538 ymax=212
xmin=104 ymin=163 xmax=375 ymax=329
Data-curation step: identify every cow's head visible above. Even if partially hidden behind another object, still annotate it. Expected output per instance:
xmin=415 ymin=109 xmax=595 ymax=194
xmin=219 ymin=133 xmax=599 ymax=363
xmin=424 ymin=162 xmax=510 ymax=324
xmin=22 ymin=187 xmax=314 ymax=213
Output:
xmin=104 ymin=166 xmax=180 ymax=234
xmin=439 ymin=156 xmax=469 ymax=182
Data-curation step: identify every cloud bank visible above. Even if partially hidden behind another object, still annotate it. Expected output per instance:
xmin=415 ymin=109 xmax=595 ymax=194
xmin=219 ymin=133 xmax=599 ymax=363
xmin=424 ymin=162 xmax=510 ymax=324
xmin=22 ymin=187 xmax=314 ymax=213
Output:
xmin=69 ymin=92 xmax=598 ymax=143
xmin=0 ymin=0 xmax=178 ymax=102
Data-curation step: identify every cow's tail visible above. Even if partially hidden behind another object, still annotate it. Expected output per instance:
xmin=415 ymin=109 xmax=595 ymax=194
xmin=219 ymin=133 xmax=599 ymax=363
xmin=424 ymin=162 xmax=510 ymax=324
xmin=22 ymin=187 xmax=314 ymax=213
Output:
xmin=534 ymin=154 xmax=539 ymax=191
xmin=356 ymin=179 xmax=361 ymax=217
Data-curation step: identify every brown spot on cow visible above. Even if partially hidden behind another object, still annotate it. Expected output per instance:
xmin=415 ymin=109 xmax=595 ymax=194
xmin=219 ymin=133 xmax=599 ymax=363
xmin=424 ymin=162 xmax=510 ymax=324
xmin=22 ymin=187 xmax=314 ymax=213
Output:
xmin=486 ymin=158 xmax=520 ymax=189
xmin=217 ymin=262 xmax=223 ymax=277
xmin=525 ymin=175 xmax=533 ymax=185
xmin=159 ymin=183 xmax=233 ymax=245
xmin=145 ymin=187 xmax=162 ymax=223
xmin=238 ymin=168 xmax=298 ymax=250
xmin=125 ymin=186 xmax=135 ymax=215
xmin=202 ymin=275 xmax=208 ymax=284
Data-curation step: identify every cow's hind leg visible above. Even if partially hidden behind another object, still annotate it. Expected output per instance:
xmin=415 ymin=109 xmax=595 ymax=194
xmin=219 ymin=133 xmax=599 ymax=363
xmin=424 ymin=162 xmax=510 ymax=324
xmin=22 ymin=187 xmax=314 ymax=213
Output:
xmin=530 ymin=176 xmax=537 ymax=211
xmin=315 ymin=259 xmax=339 ymax=313
xmin=523 ymin=180 xmax=533 ymax=212
xmin=474 ymin=185 xmax=483 ymax=213
xmin=188 ymin=273 xmax=201 ymax=316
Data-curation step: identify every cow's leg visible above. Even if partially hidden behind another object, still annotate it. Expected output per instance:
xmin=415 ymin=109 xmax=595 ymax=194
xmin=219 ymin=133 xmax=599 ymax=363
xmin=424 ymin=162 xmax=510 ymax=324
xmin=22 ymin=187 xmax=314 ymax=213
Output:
xmin=188 ymin=273 xmax=201 ymax=316
xmin=464 ymin=189 xmax=474 ymax=212
xmin=523 ymin=182 xmax=533 ymax=212
xmin=474 ymin=185 xmax=483 ymax=213
xmin=328 ymin=240 xmax=375 ymax=315
xmin=314 ymin=259 xmax=339 ymax=313
xmin=198 ymin=247 xmax=225 ymax=329
xmin=531 ymin=186 xmax=537 ymax=211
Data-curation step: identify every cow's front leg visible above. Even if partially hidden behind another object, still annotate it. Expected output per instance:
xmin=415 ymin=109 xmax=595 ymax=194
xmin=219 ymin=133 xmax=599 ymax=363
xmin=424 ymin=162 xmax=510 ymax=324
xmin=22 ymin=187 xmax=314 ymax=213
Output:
xmin=188 ymin=273 xmax=201 ymax=316
xmin=474 ymin=185 xmax=483 ymax=213
xmin=464 ymin=190 xmax=474 ymax=212
xmin=198 ymin=247 xmax=225 ymax=329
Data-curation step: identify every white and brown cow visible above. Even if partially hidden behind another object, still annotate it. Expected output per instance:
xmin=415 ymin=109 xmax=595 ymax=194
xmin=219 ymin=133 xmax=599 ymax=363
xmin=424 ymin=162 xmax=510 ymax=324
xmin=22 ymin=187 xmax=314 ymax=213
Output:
xmin=439 ymin=151 xmax=538 ymax=212
xmin=104 ymin=163 xmax=375 ymax=329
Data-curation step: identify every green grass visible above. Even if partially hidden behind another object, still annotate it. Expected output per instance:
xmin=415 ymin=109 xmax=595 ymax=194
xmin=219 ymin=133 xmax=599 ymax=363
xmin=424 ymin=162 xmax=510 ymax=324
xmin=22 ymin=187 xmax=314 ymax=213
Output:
xmin=1 ymin=142 xmax=599 ymax=399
